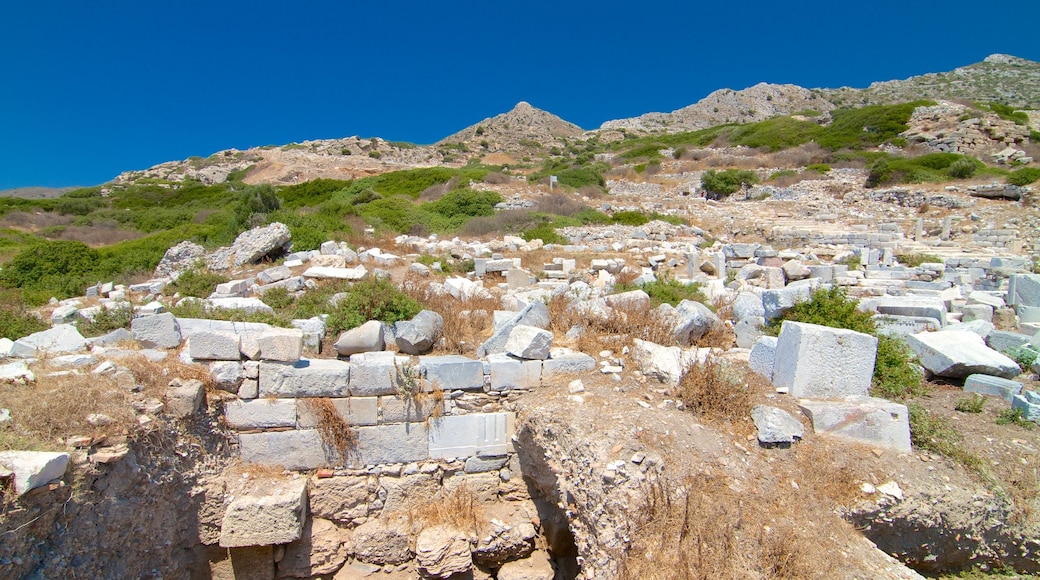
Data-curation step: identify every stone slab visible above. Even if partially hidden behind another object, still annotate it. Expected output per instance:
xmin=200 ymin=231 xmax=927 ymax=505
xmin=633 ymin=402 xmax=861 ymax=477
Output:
xmin=296 ymin=397 xmax=379 ymax=428
xmin=487 ymin=353 xmax=541 ymax=391
xmin=420 ymin=355 xmax=485 ymax=391
xmin=224 ymin=399 xmax=297 ymax=429
xmin=799 ymin=396 xmax=912 ymax=453
xmin=219 ymin=478 xmax=308 ymax=547
xmin=429 ymin=413 xmax=515 ymax=459
xmin=257 ymin=328 xmax=303 ymax=362
xmin=357 ymin=423 xmax=429 ymax=465
xmin=238 ymin=429 xmax=335 ymax=470
xmin=0 ymin=451 xmax=70 ymax=495
xmin=964 ymin=374 xmax=1023 ymax=402
xmin=189 ymin=331 xmax=242 ymax=361
xmin=349 ymin=352 xmax=413 ymax=397
xmin=906 ymin=330 xmax=1020 ymax=379
xmin=772 ymin=321 xmax=877 ymax=398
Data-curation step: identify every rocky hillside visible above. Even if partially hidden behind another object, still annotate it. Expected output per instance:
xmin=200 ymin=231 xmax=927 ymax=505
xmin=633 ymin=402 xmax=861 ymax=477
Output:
xmin=602 ymin=83 xmax=833 ymax=132
xmin=436 ymin=101 xmax=585 ymax=155
xmin=603 ymin=54 xmax=1040 ymax=134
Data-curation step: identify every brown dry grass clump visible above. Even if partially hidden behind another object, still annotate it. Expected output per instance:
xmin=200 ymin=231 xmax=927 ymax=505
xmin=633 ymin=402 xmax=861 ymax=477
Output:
xmin=405 ymin=280 xmax=499 ymax=355
xmin=547 ymin=295 xmax=677 ymax=354
xmin=301 ymin=398 xmax=357 ymax=462
xmin=677 ymin=357 xmax=753 ymax=422
xmin=120 ymin=354 xmax=214 ymax=392
xmin=619 ymin=474 xmax=843 ymax=580
xmin=408 ymin=485 xmax=483 ymax=533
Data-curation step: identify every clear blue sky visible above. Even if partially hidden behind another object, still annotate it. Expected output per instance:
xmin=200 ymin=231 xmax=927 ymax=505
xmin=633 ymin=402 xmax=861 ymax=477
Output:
xmin=3 ymin=1 xmax=1038 ymax=189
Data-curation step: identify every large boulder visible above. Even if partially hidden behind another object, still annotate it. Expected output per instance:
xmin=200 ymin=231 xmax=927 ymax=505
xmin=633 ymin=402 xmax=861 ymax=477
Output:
xmin=668 ymin=299 xmax=721 ymax=343
xmin=395 ymin=310 xmax=444 ymax=355
xmin=154 ymin=240 xmax=207 ymax=277
xmin=906 ymin=330 xmax=1020 ymax=379
xmin=334 ymin=320 xmax=385 ymax=357
xmin=211 ymin=222 xmax=292 ymax=270
xmin=772 ymin=321 xmax=877 ymax=398
xmin=505 ymin=325 xmax=553 ymax=360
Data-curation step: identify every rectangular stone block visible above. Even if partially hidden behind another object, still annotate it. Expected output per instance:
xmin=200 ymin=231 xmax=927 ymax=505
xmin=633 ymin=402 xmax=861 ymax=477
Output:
xmin=257 ymin=328 xmax=303 ymax=362
xmin=219 ymin=478 xmax=307 ymax=548
xmin=224 ymin=399 xmax=297 ymax=429
xmin=420 ymin=355 xmax=485 ymax=391
xmin=874 ymin=295 xmax=947 ymax=325
xmin=357 ymin=423 xmax=429 ymax=465
xmin=541 ymin=349 xmax=597 ymax=378
xmin=428 ymin=413 xmax=514 ymax=459
xmin=349 ymin=352 xmax=413 ymax=397
xmin=772 ymin=321 xmax=877 ymax=398
xmin=238 ymin=430 xmax=335 ymax=470
xmin=189 ymin=331 xmax=242 ymax=361
xmin=1008 ymin=274 xmax=1040 ymax=307
xmin=487 ymin=353 xmax=541 ymax=391
xmin=799 ymin=396 xmax=911 ymax=453
xmin=986 ymin=330 xmax=1032 ymax=354
xmin=872 ymin=314 xmax=941 ymax=337
xmin=1012 ymin=390 xmax=1040 ymax=422
xmin=379 ymin=395 xmax=441 ymax=423
xmin=296 ymin=397 xmax=378 ymax=427
xmin=964 ymin=374 xmax=1022 ymax=402
xmin=259 ymin=359 xmax=349 ymax=398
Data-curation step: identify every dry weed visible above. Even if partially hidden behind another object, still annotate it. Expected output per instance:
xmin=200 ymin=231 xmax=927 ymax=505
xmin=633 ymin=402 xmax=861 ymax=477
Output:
xmin=120 ymin=354 xmax=214 ymax=392
xmin=301 ymin=398 xmax=356 ymax=462
xmin=406 ymin=280 xmax=499 ymax=354
xmin=408 ymin=484 xmax=483 ymax=533
xmin=678 ymin=357 xmax=752 ymax=422
xmin=619 ymin=474 xmax=833 ymax=580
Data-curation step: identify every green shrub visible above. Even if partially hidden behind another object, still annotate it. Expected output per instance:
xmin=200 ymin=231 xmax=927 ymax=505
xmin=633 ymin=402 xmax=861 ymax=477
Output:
xmin=168 ymin=301 xmax=291 ymax=327
xmin=954 ymin=394 xmax=986 ymax=414
xmin=1004 ymin=345 xmax=1039 ymax=371
xmin=996 ymin=407 xmax=1034 ymax=428
xmin=700 ymin=169 xmax=758 ymax=199
xmin=896 ymin=253 xmax=943 ymax=267
xmin=1007 ymin=167 xmax=1040 ymax=186
xmin=77 ymin=304 xmax=133 ymax=337
xmin=946 ymin=158 xmax=978 ymax=179
xmin=611 ymin=211 xmax=650 ymax=226
xmin=260 ymin=287 xmax=295 ymax=310
xmin=0 ymin=241 xmax=100 ymax=302
xmin=984 ymin=102 xmax=1029 ymax=125
xmin=323 ymin=276 xmax=421 ymax=335
xmin=617 ymin=277 xmax=708 ymax=308
xmin=522 ymin=223 xmax=566 ymax=245
xmin=0 ymin=293 xmax=48 ymax=340
xmin=168 ymin=267 xmax=229 ymax=298
xmin=422 ymin=189 xmax=502 ymax=223
xmin=872 ymin=335 xmax=927 ymax=399
xmin=806 ymin=163 xmax=831 ymax=174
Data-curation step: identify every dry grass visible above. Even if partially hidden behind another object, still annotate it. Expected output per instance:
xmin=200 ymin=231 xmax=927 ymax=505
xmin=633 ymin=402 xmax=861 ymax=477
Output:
xmin=407 ymin=485 xmax=483 ymax=533
xmin=120 ymin=354 xmax=214 ymax=392
xmin=677 ymin=357 xmax=753 ymax=423
xmin=301 ymin=398 xmax=357 ymax=462
xmin=547 ymin=294 xmax=677 ymax=354
xmin=618 ymin=474 xmax=839 ymax=580
xmin=768 ymin=143 xmax=828 ymax=168
xmin=405 ymin=279 xmax=500 ymax=355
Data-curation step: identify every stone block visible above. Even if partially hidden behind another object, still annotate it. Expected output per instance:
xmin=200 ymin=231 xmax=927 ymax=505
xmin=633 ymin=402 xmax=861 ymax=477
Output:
xmin=750 ymin=405 xmax=804 ymax=445
xmin=166 ymin=379 xmax=205 ymax=418
xmin=1011 ymin=390 xmax=1040 ymax=423
xmin=872 ymin=315 xmax=941 ymax=337
xmin=428 ymin=413 xmax=514 ymax=459
xmin=987 ymin=330 xmax=1032 ymax=354
xmin=224 ymin=399 xmax=297 ymax=429
xmin=734 ymin=317 xmax=765 ymax=349
xmin=379 ymin=396 xmax=441 ymax=423
xmin=51 ymin=304 xmax=78 ymax=325
xmin=875 ymin=295 xmax=947 ymax=325
xmin=259 ymin=359 xmax=349 ymax=398
xmin=349 ymin=352 xmax=412 ymax=397
xmin=799 ymin=396 xmax=912 ymax=453
xmin=748 ymin=336 xmax=777 ymax=379
xmin=238 ymin=430 xmax=335 ymax=470
xmin=478 ymin=302 xmax=544 ymax=358
xmin=301 ymin=265 xmax=367 ymax=280
xmin=258 ymin=265 xmax=291 ymax=284
xmin=257 ymin=328 xmax=303 ymax=362
xmin=296 ymin=396 xmax=379 ymax=428
xmin=395 ymin=310 xmax=443 ymax=355
xmin=11 ymin=324 xmax=88 ymax=358
xmin=960 ymin=304 xmax=994 ymax=324
xmin=210 ymin=361 xmax=244 ymax=393
xmin=761 ymin=280 xmax=818 ymax=321
xmin=357 ymin=423 xmax=429 ymax=465
xmin=772 ymin=321 xmax=877 ymax=398
xmin=132 ymin=313 xmax=182 ymax=349
xmin=207 ymin=297 xmax=275 ymax=315
xmin=1008 ymin=274 xmax=1040 ymax=307
xmin=487 ymin=353 xmax=541 ymax=391
xmin=906 ymin=330 xmax=1020 ymax=379
xmin=219 ymin=478 xmax=308 ymax=547
xmin=421 ymin=355 xmax=485 ymax=391
xmin=276 ymin=517 xmax=350 ymax=577
xmin=541 ymin=348 xmax=597 ymax=378
xmin=0 ymin=451 xmax=70 ymax=495
xmin=964 ymin=374 xmax=1022 ymax=402
xmin=631 ymin=338 xmax=695 ymax=385
xmin=189 ymin=331 xmax=241 ymax=361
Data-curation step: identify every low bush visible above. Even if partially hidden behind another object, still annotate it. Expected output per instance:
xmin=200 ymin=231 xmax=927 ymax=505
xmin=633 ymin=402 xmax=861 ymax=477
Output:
xmin=168 ymin=267 xmax=229 ymax=298
xmin=611 ymin=211 xmax=650 ymax=226
xmin=323 ymin=276 xmax=422 ymax=335
xmin=0 ymin=293 xmax=48 ymax=340
xmin=678 ymin=357 xmax=752 ymax=421
xmin=947 ymin=158 xmax=978 ymax=179
xmin=1007 ymin=167 xmax=1040 ymax=186
xmin=615 ymin=277 xmax=708 ymax=308
xmin=700 ymin=169 xmax=759 ymax=199
xmin=522 ymin=223 xmax=566 ymax=245
xmin=955 ymin=394 xmax=986 ymax=414
xmin=996 ymin=407 xmax=1035 ymax=428
xmin=896 ymin=253 xmax=943 ymax=267
xmin=865 ymin=153 xmax=985 ymax=188
xmin=77 ymin=304 xmax=133 ymax=337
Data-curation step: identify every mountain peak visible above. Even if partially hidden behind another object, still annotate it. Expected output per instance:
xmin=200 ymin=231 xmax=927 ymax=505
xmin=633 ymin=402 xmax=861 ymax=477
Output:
xmin=436 ymin=101 xmax=584 ymax=154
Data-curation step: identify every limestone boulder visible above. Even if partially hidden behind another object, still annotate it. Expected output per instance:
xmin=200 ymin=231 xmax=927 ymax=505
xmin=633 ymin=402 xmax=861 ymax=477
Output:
xmin=799 ymin=396 xmax=912 ymax=453
xmin=277 ymin=517 xmax=350 ymax=578
xmin=351 ymin=517 xmax=413 ymax=565
xmin=772 ymin=321 xmax=877 ymax=398
xmin=505 ymin=325 xmax=553 ymax=360
xmin=165 ymin=378 xmax=205 ymax=418
xmin=750 ymin=405 xmax=804 ymax=445
xmin=131 ymin=313 xmax=182 ymax=349
xmin=395 ymin=310 xmax=444 ymax=355
xmin=334 ymin=320 xmax=385 ymax=357
xmin=668 ymin=299 xmax=721 ymax=343
xmin=11 ymin=324 xmax=87 ymax=358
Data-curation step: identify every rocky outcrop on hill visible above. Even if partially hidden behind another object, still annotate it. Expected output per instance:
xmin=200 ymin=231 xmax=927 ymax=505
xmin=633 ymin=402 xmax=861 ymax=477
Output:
xmin=437 ymin=101 xmax=584 ymax=153
xmin=602 ymin=82 xmax=833 ymax=132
